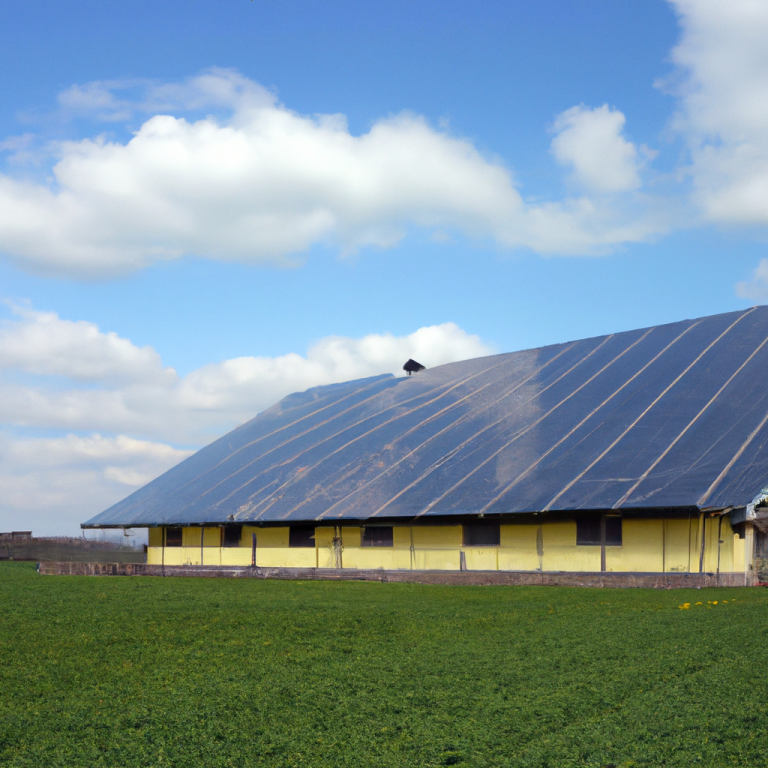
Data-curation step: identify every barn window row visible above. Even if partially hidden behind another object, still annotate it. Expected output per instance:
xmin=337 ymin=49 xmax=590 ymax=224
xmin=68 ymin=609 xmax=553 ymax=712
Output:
xmin=162 ymin=518 xmax=622 ymax=548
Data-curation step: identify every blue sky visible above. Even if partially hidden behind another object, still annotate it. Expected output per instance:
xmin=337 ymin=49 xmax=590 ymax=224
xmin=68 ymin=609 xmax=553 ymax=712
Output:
xmin=2 ymin=0 xmax=768 ymax=534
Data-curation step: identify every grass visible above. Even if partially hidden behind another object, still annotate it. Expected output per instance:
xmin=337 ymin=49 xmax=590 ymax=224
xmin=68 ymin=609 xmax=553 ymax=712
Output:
xmin=1 ymin=562 xmax=768 ymax=767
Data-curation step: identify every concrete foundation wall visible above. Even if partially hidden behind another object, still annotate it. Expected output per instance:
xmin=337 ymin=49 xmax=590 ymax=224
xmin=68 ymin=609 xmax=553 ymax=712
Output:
xmin=37 ymin=561 xmax=757 ymax=587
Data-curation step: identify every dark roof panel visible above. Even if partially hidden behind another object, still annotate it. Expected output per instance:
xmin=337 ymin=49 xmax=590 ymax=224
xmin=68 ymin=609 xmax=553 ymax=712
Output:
xmin=83 ymin=307 xmax=768 ymax=527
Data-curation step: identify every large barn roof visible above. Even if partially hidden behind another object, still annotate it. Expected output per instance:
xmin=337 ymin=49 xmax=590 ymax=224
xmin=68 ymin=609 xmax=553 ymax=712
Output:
xmin=84 ymin=307 xmax=768 ymax=528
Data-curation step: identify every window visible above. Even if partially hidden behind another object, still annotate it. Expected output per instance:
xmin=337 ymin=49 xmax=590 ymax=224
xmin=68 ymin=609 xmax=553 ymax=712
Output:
xmin=289 ymin=526 xmax=316 ymax=547
xmin=463 ymin=523 xmax=500 ymax=547
xmin=361 ymin=526 xmax=393 ymax=547
xmin=576 ymin=516 xmax=622 ymax=546
xmin=165 ymin=527 xmax=182 ymax=547
xmin=605 ymin=516 xmax=622 ymax=546
xmin=223 ymin=525 xmax=242 ymax=547
xmin=576 ymin=517 xmax=600 ymax=545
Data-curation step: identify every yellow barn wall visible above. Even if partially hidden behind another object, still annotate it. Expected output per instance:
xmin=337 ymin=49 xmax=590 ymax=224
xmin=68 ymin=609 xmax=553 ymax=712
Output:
xmin=147 ymin=528 xmax=163 ymax=563
xmin=717 ymin=517 xmax=735 ymax=573
xmin=411 ymin=525 xmax=462 ymax=570
xmin=257 ymin=548 xmax=317 ymax=568
xmin=151 ymin=517 xmax=748 ymax=572
xmin=411 ymin=549 xmax=462 ymax=570
xmin=393 ymin=527 xmax=411 ymax=548
xmin=412 ymin=526 xmax=462 ymax=548
xmin=161 ymin=547 xmax=185 ymax=566
xmin=701 ymin=516 xmax=715 ymax=572
xmin=340 ymin=526 xmax=361 ymax=551
xmin=341 ymin=526 xmax=411 ymax=570
xmin=663 ymin=518 xmax=693 ymax=572
xmin=689 ymin=515 xmax=702 ymax=572
xmin=465 ymin=547 xmax=498 ymax=571
xmin=203 ymin=527 xmax=220 ymax=547
xmin=542 ymin=521 xmax=601 ymax=571
xmin=606 ymin=519 xmax=663 ymax=572
xmin=315 ymin=527 xmax=337 ymax=568
xmin=147 ymin=547 xmax=162 ymax=564
xmin=182 ymin=527 xmax=199 ymax=548
xmin=221 ymin=548 xmax=252 ymax=566
xmin=499 ymin=524 xmax=540 ymax=571
xmin=253 ymin=527 xmax=317 ymax=568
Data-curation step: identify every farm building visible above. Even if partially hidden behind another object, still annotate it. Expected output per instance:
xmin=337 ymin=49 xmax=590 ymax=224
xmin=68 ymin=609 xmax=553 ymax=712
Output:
xmin=82 ymin=307 xmax=768 ymax=581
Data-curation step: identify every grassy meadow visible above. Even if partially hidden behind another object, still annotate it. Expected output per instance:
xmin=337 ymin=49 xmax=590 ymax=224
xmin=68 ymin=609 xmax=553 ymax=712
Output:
xmin=1 ymin=561 xmax=768 ymax=767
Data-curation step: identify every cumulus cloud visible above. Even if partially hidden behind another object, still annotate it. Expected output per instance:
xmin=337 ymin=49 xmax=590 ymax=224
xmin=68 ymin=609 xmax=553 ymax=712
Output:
xmin=735 ymin=258 xmax=768 ymax=300
xmin=0 ymin=69 xmax=662 ymax=278
xmin=666 ymin=0 xmax=768 ymax=226
xmin=0 ymin=305 xmax=493 ymax=441
xmin=0 ymin=305 xmax=493 ymax=533
xmin=0 ymin=302 xmax=171 ymax=383
xmin=550 ymin=105 xmax=646 ymax=193
xmin=0 ymin=432 xmax=192 ymax=535
xmin=7 ymin=8 xmax=768 ymax=280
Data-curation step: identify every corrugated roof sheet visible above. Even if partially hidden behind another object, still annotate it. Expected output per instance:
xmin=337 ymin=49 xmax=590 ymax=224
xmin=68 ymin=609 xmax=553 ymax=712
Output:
xmin=83 ymin=307 xmax=768 ymax=527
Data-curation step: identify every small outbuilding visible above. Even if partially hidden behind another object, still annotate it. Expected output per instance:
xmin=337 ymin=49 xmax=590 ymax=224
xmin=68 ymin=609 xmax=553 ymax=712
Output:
xmin=83 ymin=308 xmax=768 ymax=582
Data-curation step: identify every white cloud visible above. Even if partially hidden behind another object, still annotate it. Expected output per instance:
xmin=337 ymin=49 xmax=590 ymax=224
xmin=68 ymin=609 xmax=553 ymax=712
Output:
xmin=0 ymin=432 xmax=192 ymax=535
xmin=58 ymin=80 xmax=136 ymax=122
xmin=1 ymin=432 xmax=191 ymax=485
xmin=0 ymin=304 xmax=493 ymax=533
xmin=57 ymin=68 xmax=271 ymax=121
xmin=735 ymin=258 xmax=768 ymax=300
xmin=0 ymin=69 xmax=661 ymax=278
xmin=0 ymin=302 xmax=171 ymax=383
xmin=550 ymin=105 xmax=645 ymax=193
xmin=0 ymin=305 xmax=493 ymax=442
xmin=176 ymin=323 xmax=494 ymax=416
xmin=666 ymin=0 xmax=768 ymax=226
xmin=8 ymin=8 xmax=768 ymax=279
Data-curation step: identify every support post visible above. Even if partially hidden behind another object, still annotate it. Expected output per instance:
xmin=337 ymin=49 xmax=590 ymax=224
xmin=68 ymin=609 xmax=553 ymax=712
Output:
xmin=536 ymin=525 xmax=544 ymax=571
xmin=716 ymin=515 xmax=723 ymax=583
xmin=600 ymin=514 xmax=606 ymax=572
xmin=251 ymin=532 xmax=256 ymax=567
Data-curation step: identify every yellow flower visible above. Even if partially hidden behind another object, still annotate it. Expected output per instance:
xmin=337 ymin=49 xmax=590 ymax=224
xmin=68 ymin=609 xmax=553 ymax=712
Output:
xmin=713 ymin=601 xmax=718 ymax=605
xmin=695 ymin=601 xmax=702 ymax=605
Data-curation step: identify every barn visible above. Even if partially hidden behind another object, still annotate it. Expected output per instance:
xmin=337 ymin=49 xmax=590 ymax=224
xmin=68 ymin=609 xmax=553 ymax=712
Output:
xmin=82 ymin=307 xmax=768 ymax=582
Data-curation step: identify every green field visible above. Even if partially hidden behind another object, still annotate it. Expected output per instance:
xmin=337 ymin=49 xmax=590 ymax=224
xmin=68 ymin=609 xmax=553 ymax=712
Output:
xmin=2 ymin=563 xmax=768 ymax=767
